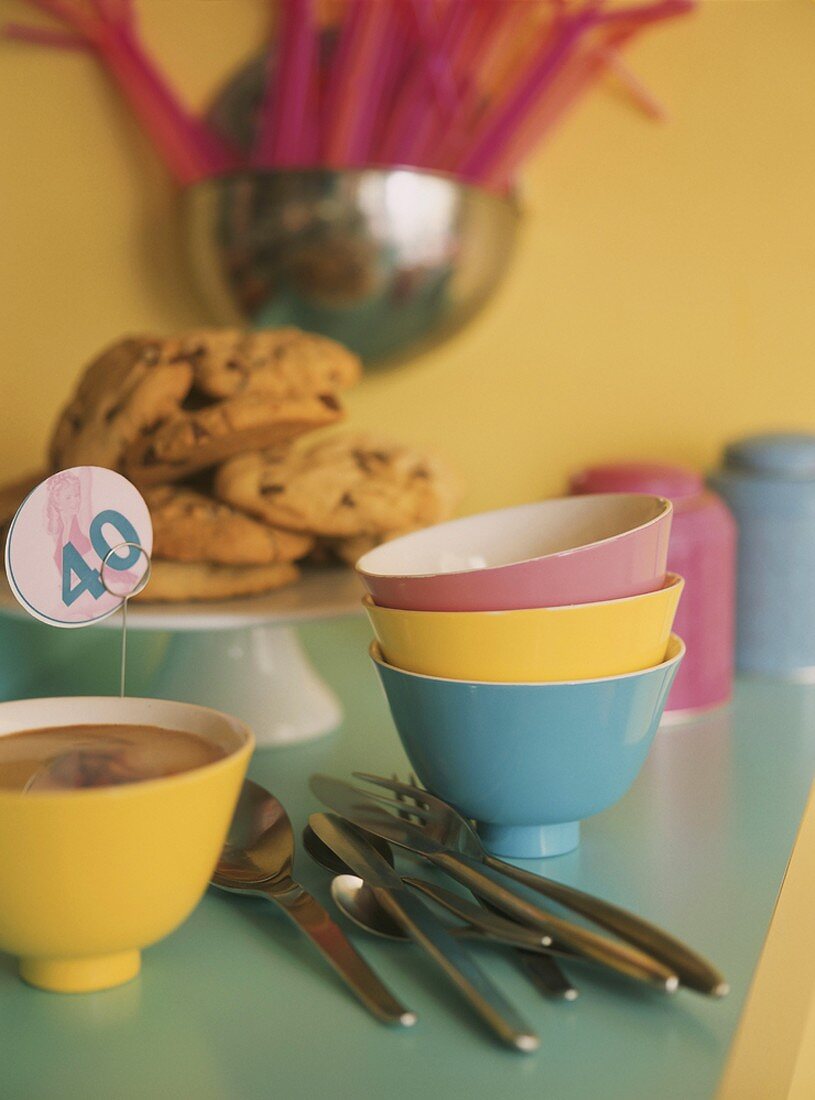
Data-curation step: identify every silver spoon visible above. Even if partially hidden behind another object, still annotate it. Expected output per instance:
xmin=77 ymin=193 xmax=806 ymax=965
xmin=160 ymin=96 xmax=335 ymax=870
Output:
xmin=212 ymin=780 xmax=416 ymax=1027
xmin=331 ymin=872 xmax=569 ymax=955
xmin=332 ymin=874 xmax=407 ymax=940
xmin=312 ymin=812 xmax=539 ymax=1053
xmin=304 ymin=824 xmax=560 ymax=956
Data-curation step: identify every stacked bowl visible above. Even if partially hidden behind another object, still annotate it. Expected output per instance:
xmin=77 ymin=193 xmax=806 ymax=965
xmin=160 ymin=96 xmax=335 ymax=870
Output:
xmin=356 ymin=495 xmax=684 ymax=858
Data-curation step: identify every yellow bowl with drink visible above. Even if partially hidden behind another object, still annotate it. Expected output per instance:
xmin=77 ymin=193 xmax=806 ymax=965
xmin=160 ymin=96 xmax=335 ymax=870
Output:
xmin=0 ymin=695 xmax=252 ymax=993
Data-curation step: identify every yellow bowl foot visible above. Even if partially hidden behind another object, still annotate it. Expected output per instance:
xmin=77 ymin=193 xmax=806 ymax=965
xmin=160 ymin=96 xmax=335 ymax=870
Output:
xmin=19 ymin=950 xmax=141 ymax=993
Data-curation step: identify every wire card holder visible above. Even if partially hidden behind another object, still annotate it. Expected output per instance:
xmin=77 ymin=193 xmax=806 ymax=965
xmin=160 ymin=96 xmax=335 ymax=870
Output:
xmin=100 ymin=542 xmax=152 ymax=698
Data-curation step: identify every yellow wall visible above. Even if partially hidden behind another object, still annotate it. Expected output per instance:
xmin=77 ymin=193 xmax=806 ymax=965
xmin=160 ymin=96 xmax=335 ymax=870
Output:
xmin=1 ymin=0 xmax=814 ymax=514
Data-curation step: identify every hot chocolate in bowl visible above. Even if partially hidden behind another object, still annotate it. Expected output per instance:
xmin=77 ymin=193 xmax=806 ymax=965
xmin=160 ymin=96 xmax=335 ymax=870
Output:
xmin=0 ymin=696 xmax=253 ymax=993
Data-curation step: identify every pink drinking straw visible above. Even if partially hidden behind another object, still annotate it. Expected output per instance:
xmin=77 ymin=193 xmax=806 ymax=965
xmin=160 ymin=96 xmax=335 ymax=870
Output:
xmin=458 ymin=0 xmax=691 ymax=184
xmin=367 ymin=20 xmax=416 ymax=165
xmin=474 ymin=1 xmax=555 ymax=105
xmin=327 ymin=0 xmax=433 ymax=169
xmin=407 ymin=0 xmax=460 ymax=114
xmin=317 ymin=0 xmax=347 ymax=25
xmin=343 ymin=13 xmax=406 ymax=165
xmin=322 ymin=0 xmax=397 ymax=166
xmin=254 ymin=0 xmax=320 ymax=168
xmin=374 ymin=4 xmax=435 ymax=163
xmin=320 ymin=0 xmax=363 ymax=164
xmin=430 ymin=0 xmax=552 ymax=174
xmin=104 ymin=24 xmax=237 ymax=178
xmin=432 ymin=0 xmax=500 ymax=148
xmin=483 ymin=28 xmax=635 ymax=190
xmin=444 ymin=4 xmax=552 ymax=139
xmin=445 ymin=0 xmax=505 ymax=91
xmin=377 ymin=0 xmax=468 ymax=166
xmin=467 ymin=0 xmax=668 ymax=183
xmin=456 ymin=6 xmax=604 ymax=183
xmin=3 ymin=21 xmax=88 ymax=48
xmin=602 ymin=49 xmax=668 ymax=120
xmin=8 ymin=0 xmax=235 ymax=184
xmin=393 ymin=0 xmax=478 ymax=168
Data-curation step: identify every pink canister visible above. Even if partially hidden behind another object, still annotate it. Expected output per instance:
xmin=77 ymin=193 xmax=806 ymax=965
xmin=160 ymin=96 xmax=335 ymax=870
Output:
xmin=570 ymin=464 xmax=736 ymax=719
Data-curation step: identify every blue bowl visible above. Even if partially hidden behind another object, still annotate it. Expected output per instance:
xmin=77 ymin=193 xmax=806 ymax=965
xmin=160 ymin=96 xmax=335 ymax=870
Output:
xmin=371 ymin=636 xmax=684 ymax=858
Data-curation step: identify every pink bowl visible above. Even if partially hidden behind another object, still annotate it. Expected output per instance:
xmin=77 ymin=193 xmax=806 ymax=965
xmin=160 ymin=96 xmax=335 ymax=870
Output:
xmin=356 ymin=494 xmax=672 ymax=612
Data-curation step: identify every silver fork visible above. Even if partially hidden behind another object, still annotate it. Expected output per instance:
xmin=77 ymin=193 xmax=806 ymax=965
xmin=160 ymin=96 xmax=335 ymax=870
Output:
xmin=391 ymin=775 xmax=578 ymax=1002
xmin=357 ymin=772 xmax=727 ymax=998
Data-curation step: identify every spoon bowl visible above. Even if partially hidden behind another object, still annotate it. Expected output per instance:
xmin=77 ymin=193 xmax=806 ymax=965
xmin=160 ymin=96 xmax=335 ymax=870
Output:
xmin=215 ymin=780 xmax=295 ymax=890
xmin=331 ymin=875 xmax=409 ymax=941
xmin=212 ymin=780 xmax=417 ymax=1026
xmin=304 ymin=822 xmax=409 ymax=941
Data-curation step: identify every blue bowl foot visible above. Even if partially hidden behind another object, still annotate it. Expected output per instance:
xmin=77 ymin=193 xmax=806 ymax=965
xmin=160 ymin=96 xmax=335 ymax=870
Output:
xmin=477 ymin=820 xmax=581 ymax=859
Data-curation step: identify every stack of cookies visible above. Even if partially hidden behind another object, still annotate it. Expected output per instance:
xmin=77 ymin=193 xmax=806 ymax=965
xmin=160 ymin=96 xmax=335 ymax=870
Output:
xmin=7 ymin=327 xmax=459 ymax=602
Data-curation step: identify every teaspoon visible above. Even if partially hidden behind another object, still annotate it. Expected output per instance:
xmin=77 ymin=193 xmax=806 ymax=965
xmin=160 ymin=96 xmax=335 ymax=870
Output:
xmin=307 ymin=828 xmax=577 ymax=1003
xmin=212 ymin=780 xmax=416 ymax=1027
xmin=303 ymin=824 xmax=550 ymax=953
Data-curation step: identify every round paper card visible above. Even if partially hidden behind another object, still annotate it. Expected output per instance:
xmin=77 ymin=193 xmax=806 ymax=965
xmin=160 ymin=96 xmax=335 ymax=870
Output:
xmin=4 ymin=467 xmax=153 ymax=627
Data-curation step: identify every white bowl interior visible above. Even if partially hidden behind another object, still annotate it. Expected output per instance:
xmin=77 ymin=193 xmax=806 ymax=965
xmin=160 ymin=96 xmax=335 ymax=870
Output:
xmin=0 ymin=697 xmax=251 ymax=757
xmin=357 ymin=494 xmax=668 ymax=579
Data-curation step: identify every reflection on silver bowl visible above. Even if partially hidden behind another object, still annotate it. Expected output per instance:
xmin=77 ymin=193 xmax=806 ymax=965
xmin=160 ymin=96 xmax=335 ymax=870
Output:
xmin=182 ymin=168 xmax=520 ymax=366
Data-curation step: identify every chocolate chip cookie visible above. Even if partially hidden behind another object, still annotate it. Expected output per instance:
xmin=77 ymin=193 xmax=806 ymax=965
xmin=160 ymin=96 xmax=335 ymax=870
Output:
xmin=175 ymin=327 xmax=361 ymax=400
xmin=137 ymin=560 xmax=299 ymax=602
xmin=49 ymin=336 xmax=194 ymax=471
xmin=123 ymin=391 xmax=345 ymax=486
xmin=144 ymin=485 xmax=313 ymax=565
xmin=213 ymin=433 xmax=460 ymax=538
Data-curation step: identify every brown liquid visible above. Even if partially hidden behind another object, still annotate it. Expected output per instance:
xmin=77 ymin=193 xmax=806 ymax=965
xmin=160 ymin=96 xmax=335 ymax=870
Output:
xmin=0 ymin=724 xmax=225 ymax=792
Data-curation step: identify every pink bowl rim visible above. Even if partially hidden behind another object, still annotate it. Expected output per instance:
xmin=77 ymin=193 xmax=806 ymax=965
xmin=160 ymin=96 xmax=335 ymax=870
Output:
xmin=362 ymin=573 xmax=683 ymax=619
xmin=356 ymin=493 xmax=672 ymax=583
xmin=370 ymin=634 xmax=685 ymax=688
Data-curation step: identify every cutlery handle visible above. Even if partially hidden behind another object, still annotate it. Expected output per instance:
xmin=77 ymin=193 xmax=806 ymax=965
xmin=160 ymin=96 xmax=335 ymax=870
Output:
xmin=431 ymin=850 xmax=679 ymax=992
xmin=404 ymin=877 xmax=548 ymax=951
xmin=375 ymin=888 xmax=539 ymax=1054
xmin=468 ymin=890 xmax=579 ymax=1001
xmin=268 ymin=883 xmax=417 ymax=1027
xmin=482 ymin=854 xmax=728 ymax=998
xmin=518 ymin=953 xmax=579 ymax=1001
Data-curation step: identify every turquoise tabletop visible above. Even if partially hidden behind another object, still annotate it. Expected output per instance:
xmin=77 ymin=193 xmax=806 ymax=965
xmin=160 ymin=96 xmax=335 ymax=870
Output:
xmin=1 ymin=614 xmax=814 ymax=1100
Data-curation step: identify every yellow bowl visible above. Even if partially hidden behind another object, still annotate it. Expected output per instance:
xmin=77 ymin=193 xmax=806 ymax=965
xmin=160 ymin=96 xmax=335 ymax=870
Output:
xmin=0 ymin=696 xmax=252 ymax=994
xmin=364 ymin=574 xmax=684 ymax=683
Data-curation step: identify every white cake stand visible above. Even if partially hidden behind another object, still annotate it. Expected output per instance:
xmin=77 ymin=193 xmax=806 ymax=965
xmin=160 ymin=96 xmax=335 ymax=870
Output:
xmin=0 ymin=569 xmax=363 ymax=748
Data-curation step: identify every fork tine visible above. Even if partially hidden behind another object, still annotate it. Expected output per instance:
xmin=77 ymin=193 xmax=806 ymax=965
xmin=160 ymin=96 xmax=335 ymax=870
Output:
xmin=353 ymin=772 xmax=445 ymax=813
xmin=408 ymin=772 xmax=428 ymax=811
xmin=343 ymin=778 xmax=438 ymax=822
xmin=392 ymin=773 xmax=416 ymax=823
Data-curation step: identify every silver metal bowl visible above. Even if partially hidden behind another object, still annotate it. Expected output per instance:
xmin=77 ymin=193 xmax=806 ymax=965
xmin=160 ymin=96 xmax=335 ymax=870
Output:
xmin=182 ymin=167 xmax=520 ymax=366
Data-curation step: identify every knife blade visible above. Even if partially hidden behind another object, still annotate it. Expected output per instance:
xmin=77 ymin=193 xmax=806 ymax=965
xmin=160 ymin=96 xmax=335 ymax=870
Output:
xmin=309 ymin=813 xmax=539 ymax=1053
xmin=310 ymin=775 xmax=679 ymax=992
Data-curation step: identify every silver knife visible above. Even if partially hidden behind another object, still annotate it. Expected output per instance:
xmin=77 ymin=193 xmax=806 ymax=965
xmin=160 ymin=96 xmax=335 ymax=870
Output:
xmin=310 ymin=775 xmax=678 ymax=992
xmin=309 ymin=813 xmax=540 ymax=1053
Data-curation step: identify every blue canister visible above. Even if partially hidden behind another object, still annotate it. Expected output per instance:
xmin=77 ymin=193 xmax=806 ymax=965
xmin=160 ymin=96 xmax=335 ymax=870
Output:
xmin=710 ymin=433 xmax=815 ymax=678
